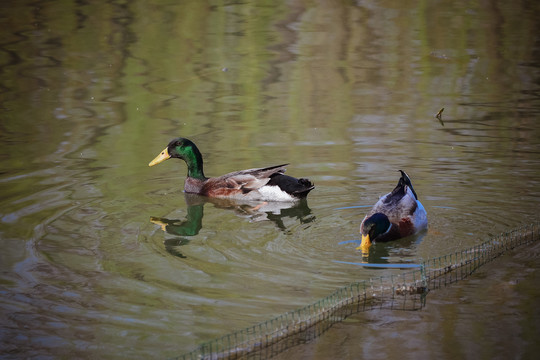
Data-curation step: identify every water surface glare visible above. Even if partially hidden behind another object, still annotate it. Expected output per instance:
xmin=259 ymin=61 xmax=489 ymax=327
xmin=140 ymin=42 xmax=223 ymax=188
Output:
xmin=1 ymin=0 xmax=539 ymax=359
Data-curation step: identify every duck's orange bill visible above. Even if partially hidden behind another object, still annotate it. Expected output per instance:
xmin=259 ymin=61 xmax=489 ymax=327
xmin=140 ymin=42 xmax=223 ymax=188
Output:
xmin=356 ymin=234 xmax=371 ymax=251
xmin=149 ymin=147 xmax=170 ymax=166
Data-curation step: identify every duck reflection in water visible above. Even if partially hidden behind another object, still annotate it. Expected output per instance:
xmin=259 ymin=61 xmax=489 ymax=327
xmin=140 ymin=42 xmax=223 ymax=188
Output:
xmin=151 ymin=193 xmax=314 ymax=257
xmin=351 ymin=231 xmax=426 ymax=265
xmin=150 ymin=198 xmax=204 ymax=258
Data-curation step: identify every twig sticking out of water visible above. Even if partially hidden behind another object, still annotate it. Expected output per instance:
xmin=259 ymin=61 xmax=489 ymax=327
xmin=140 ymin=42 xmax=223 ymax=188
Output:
xmin=436 ymin=107 xmax=445 ymax=126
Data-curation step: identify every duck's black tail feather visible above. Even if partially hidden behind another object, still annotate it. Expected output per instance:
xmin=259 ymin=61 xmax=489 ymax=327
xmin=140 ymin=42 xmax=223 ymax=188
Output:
xmin=397 ymin=170 xmax=418 ymax=200
xmin=268 ymin=174 xmax=315 ymax=198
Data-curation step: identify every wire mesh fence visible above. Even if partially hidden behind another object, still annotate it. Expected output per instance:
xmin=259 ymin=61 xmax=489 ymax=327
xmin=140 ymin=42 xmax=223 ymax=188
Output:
xmin=175 ymin=221 xmax=539 ymax=360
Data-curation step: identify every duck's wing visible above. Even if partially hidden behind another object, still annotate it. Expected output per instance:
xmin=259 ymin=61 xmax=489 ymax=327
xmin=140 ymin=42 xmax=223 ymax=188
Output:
xmin=369 ymin=191 xmax=417 ymax=221
xmin=200 ymin=164 xmax=289 ymax=197
xmin=223 ymin=164 xmax=288 ymax=180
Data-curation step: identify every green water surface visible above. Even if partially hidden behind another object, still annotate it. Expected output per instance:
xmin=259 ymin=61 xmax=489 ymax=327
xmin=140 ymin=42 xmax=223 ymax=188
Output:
xmin=1 ymin=0 xmax=539 ymax=358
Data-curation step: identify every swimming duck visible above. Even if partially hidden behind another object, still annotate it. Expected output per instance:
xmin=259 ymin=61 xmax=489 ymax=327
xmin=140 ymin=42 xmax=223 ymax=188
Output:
xmin=149 ymin=137 xmax=314 ymax=201
xmin=357 ymin=170 xmax=427 ymax=251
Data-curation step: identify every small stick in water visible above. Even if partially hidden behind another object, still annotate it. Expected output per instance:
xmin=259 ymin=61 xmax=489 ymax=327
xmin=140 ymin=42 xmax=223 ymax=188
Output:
xmin=436 ymin=107 xmax=445 ymax=126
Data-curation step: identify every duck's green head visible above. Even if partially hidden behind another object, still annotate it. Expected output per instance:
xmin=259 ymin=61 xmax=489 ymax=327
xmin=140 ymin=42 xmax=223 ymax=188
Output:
xmin=149 ymin=137 xmax=205 ymax=179
xmin=357 ymin=212 xmax=390 ymax=251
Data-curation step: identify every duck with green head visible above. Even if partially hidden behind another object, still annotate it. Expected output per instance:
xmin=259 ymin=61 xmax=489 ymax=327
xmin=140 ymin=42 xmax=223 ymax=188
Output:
xmin=357 ymin=170 xmax=427 ymax=252
xmin=149 ymin=137 xmax=314 ymax=201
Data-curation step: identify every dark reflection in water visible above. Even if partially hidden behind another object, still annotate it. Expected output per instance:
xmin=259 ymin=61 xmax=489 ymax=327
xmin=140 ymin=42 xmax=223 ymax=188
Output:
xmin=151 ymin=196 xmax=205 ymax=237
xmin=150 ymin=199 xmax=204 ymax=258
xmin=193 ymin=195 xmax=315 ymax=228
xmin=339 ymin=231 xmax=426 ymax=265
xmin=151 ymin=194 xmax=315 ymax=258
xmin=363 ymin=232 xmax=426 ymax=265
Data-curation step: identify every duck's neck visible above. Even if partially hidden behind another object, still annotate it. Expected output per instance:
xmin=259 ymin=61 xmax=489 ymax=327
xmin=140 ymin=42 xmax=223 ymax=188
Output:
xmin=184 ymin=145 xmax=206 ymax=180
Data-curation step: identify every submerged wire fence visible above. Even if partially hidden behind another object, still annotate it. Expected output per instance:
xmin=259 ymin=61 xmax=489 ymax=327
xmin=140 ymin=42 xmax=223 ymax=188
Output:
xmin=176 ymin=221 xmax=539 ymax=360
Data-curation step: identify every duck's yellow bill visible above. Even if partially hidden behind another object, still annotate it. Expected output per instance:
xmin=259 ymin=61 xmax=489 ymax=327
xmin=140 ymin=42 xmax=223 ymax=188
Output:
xmin=150 ymin=217 xmax=168 ymax=231
xmin=356 ymin=234 xmax=371 ymax=251
xmin=149 ymin=147 xmax=170 ymax=166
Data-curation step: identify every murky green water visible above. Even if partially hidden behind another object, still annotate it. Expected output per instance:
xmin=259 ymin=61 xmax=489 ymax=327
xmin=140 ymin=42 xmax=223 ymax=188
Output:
xmin=275 ymin=240 xmax=540 ymax=360
xmin=1 ymin=1 xmax=539 ymax=358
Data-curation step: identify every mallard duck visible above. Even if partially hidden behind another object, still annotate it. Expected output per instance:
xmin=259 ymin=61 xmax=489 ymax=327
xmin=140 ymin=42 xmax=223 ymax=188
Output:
xmin=149 ymin=137 xmax=314 ymax=201
xmin=357 ymin=170 xmax=427 ymax=251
